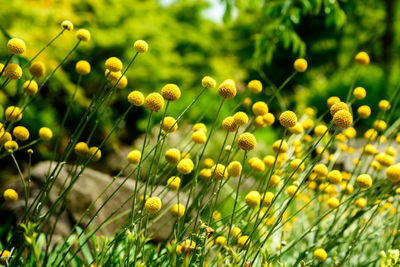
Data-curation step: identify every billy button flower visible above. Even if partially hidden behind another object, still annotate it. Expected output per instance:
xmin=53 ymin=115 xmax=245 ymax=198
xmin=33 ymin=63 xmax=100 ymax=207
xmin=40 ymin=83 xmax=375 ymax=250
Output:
xmin=272 ymin=139 xmax=288 ymax=153
xmin=245 ymin=190 xmax=261 ymax=208
xmin=327 ymin=96 xmax=341 ymax=109
xmin=386 ymin=165 xmax=400 ymax=183
xmin=314 ymin=163 xmax=328 ymax=178
xmin=4 ymin=140 xmax=18 ymax=152
xmin=0 ymin=250 xmax=10 ymax=265
xmin=76 ymin=29 xmax=91 ymax=42
xmin=161 ymin=116 xmax=178 ymax=133
xmin=222 ymin=116 xmax=238 ymax=132
xmin=333 ymin=110 xmax=353 ymax=128
xmin=23 ymin=80 xmax=38 ymax=96
xmin=193 ymin=122 xmax=207 ymax=133
xmin=249 ymin=157 xmax=265 ymax=172
xmin=75 ymin=60 xmax=91 ymax=75
xmin=127 ymin=90 xmax=144 ymax=106
xmin=29 ymin=61 xmax=46 ymax=78
xmin=288 ymin=123 xmax=303 ymax=135
xmin=203 ymin=158 xmax=214 ymax=168
xmin=3 ymin=188 xmax=18 ymax=203
xmin=127 ymin=150 xmax=141 ymax=164
xmin=279 ymin=111 xmax=297 ymax=128
xmin=161 ymin=84 xmax=181 ymax=102
xmin=170 ymin=203 xmax=185 ymax=218
xmin=5 ymin=106 xmax=23 ymax=122
xmin=328 ymin=170 xmax=342 ymax=184
xmin=262 ymin=192 xmax=274 ymax=206
xmin=355 ymin=197 xmax=367 ymax=209
xmin=378 ymin=99 xmax=391 ymax=111
xmin=227 ymin=161 xmax=242 ymax=177
xmin=355 ymin=51 xmax=370 ymax=65
xmin=133 ymin=40 xmax=149 ymax=53
xmin=327 ymin=197 xmax=340 ymax=208
xmin=199 ymin=168 xmax=212 ymax=181
xmin=263 ymin=155 xmax=275 ymax=167
xmin=330 ymin=102 xmax=349 ymax=116
xmin=218 ymin=79 xmax=236 ymax=99
xmin=39 ymin=127 xmax=53 ymax=141
xmin=191 ymin=130 xmax=206 ymax=144
xmin=373 ymin=120 xmax=387 ymax=132
xmin=242 ymin=97 xmax=252 ymax=107
xmin=237 ymin=132 xmax=256 ymax=151
xmin=233 ymin=112 xmax=248 ymax=127
xmin=202 ymin=76 xmax=216 ymax=89
xmin=248 ymin=80 xmax=262 ymax=94
xmin=145 ymin=92 xmax=164 ymax=112
xmin=356 ymin=174 xmax=373 ymax=189
xmin=0 ymin=132 xmax=12 ymax=146
xmin=7 ymin=38 xmax=26 ymax=55
xmin=4 ymin=63 xmax=22 ymax=80
xmin=144 ymin=196 xmax=162 ymax=215
xmin=165 ymin=148 xmax=181 ymax=164
xmin=211 ymin=164 xmax=227 ymax=180
xmin=215 ymin=236 xmax=227 ymax=246
xmin=74 ymin=142 xmax=89 ymax=157
xmin=314 ymin=248 xmax=328 ymax=262
xmin=252 ymin=101 xmax=268 ymax=116
xmin=237 ymin=235 xmax=252 ymax=249
xmin=177 ymin=158 xmax=194 ymax=175
xmin=61 ymin=20 xmax=74 ymax=31
xmin=105 ymin=57 xmax=123 ymax=72
xmin=293 ymin=58 xmax=308 ymax=72
xmin=263 ymin=113 xmax=275 ymax=126
xmin=12 ymin=126 xmax=29 ymax=141
xmin=167 ymin=176 xmax=181 ymax=191
xmin=286 ymin=184 xmax=298 ymax=197
xmin=88 ymin=147 xmax=101 ymax=161
xmin=353 ymin=86 xmax=366 ymax=100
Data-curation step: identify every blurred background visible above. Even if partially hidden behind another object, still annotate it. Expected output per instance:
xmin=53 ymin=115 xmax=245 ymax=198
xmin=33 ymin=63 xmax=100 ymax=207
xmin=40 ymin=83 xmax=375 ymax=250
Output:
xmin=0 ymin=0 xmax=399 ymax=171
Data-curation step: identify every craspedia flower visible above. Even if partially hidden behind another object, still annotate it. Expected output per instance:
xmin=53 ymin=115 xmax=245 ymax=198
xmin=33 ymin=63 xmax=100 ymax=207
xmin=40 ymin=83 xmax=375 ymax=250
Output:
xmin=29 ymin=61 xmax=46 ymax=77
xmin=386 ymin=165 xmax=400 ymax=183
xmin=105 ymin=57 xmax=123 ymax=72
xmin=165 ymin=148 xmax=181 ymax=164
xmin=328 ymin=170 xmax=342 ymax=184
xmin=327 ymin=96 xmax=340 ymax=108
xmin=0 ymin=132 xmax=12 ymax=146
xmin=355 ymin=51 xmax=370 ymax=65
xmin=357 ymin=105 xmax=371 ymax=119
xmin=4 ymin=141 xmax=18 ymax=152
xmin=254 ymin=116 xmax=266 ymax=128
xmin=211 ymin=164 xmax=227 ymax=180
xmin=263 ymin=155 xmax=275 ymax=167
xmin=262 ymin=192 xmax=274 ymax=206
xmin=5 ymin=106 xmax=23 ymax=122
xmin=76 ymin=29 xmax=91 ymax=42
xmin=227 ymin=161 xmax=242 ymax=177
xmin=193 ymin=123 xmax=207 ymax=133
xmin=4 ymin=63 xmax=22 ymax=80
xmin=252 ymin=101 xmax=268 ymax=116
xmin=88 ymin=147 xmax=101 ymax=161
xmin=233 ymin=112 xmax=248 ymax=126
xmin=144 ymin=196 xmax=162 ymax=215
xmin=133 ymin=40 xmax=148 ymax=53
xmin=263 ymin=113 xmax=275 ymax=126
xmin=373 ymin=120 xmax=387 ymax=132
xmin=330 ymin=102 xmax=349 ymax=116
xmin=286 ymin=185 xmax=298 ymax=197
xmin=242 ymin=97 xmax=252 ymax=107
xmin=167 ymin=176 xmax=181 ymax=191
xmin=364 ymin=129 xmax=377 ymax=141
xmin=279 ymin=111 xmax=297 ymax=128
xmin=3 ymin=189 xmax=18 ymax=203
xmin=39 ymin=127 xmax=53 ymax=141
xmin=245 ymin=191 xmax=261 ymax=208
xmin=75 ymin=60 xmax=91 ymax=75
xmin=115 ymin=75 xmax=128 ymax=89
xmin=61 ymin=20 xmax=73 ymax=31
xmin=161 ymin=116 xmax=178 ymax=133
xmin=355 ymin=197 xmax=367 ymax=209
xmin=237 ymin=235 xmax=251 ymax=249
xmin=215 ymin=236 xmax=227 ymax=246
xmin=200 ymin=168 xmax=212 ymax=181
xmin=7 ymin=38 xmax=26 ymax=55
xmin=13 ymin=126 xmax=29 ymax=141
xmin=294 ymin=58 xmax=308 ymax=72
xmin=145 ymin=92 xmax=164 ymax=112
xmin=272 ymin=139 xmax=288 ymax=153
xmin=356 ymin=174 xmax=372 ymax=189
xmin=314 ymin=248 xmax=328 ymax=262
xmin=170 ymin=203 xmax=185 ymax=218
xmin=333 ymin=110 xmax=353 ymax=128
xmin=218 ymin=79 xmax=236 ymax=99
xmin=237 ymin=132 xmax=256 ymax=151
xmin=269 ymin=174 xmax=281 ymax=187
xmin=203 ymin=158 xmax=214 ymax=168
xmin=23 ymin=80 xmax=38 ymax=96
xmin=161 ymin=84 xmax=181 ymax=101
xmin=127 ymin=90 xmax=144 ymax=106
xmin=353 ymin=87 xmax=366 ymax=100
xmin=201 ymin=76 xmax=216 ymax=89
xmin=327 ymin=197 xmax=340 ymax=208
xmin=288 ymin=123 xmax=303 ymax=135
xmin=74 ymin=142 xmax=89 ymax=157
xmin=290 ymin=158 xmax=304 ymax=172
xmin=222 ymin=116 xmax=238 ymax=132
xmin=249 ymin=158 xmax=265 ymax=172
xmin=127 ymin=150 xmax=141 ymax=164
xmin=177 ymin=158 xmax=194 ymax=175
xmin=191 ymin=130 xmax=207 ymax=144
xmin=314 ymin=164 xmax=328 ymax=177
xmin=302 ymin=118 xmax=314 ymax=130
xmin=0 ymin=250 xmax=11 ymax=265
xmin=378 ymin=99 xmax=391 ymax=111
xmin=248 ymin=80 xmax=262 ymax=94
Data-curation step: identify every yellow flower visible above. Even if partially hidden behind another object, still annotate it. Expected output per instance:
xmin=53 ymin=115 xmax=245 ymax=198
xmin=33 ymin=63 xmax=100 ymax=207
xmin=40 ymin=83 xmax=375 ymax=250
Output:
xmin=230 ymin=226 xmax=242 ymax=239
xmin=353 ymin=87 xmax=366 ymax=100
xmin=330 ymin=102 xmax=349 ymax=116
xmin=201 ymin=76 xmax=216 ymax=89
xmin=161 ymin=84 xmax=181 ymax=101
xmin=23 ymin=80 xmax=38 ymax=96
xmin=279 ymin=111 xmax=297 ymax=128
xmin=211 ymin=164 xmax=227 ymax=180
xmin=5 ymin=106 xmax=22 ymax=122
xmin=249 ymin=157 xmax=265 ymax=172
xmin=7 ymin=38 xmax=26 ymax=55
xmin=355 ymin=197 xmax=367 ymax=209
xmin=144 ymin=196 xmax=162 ymax=215
xmin=290 ymin=158 xmax=304 ymax=172
xmin=364 ymin=128 xmax=377 ymax=140
xmin=127 ymin=150 xmax=141 ymax=164
xmin=105 ymin=57 xmax=123 ymax=72
xmin=165 ymin=148 xmax=181 ymax=164
xmin=161 ymin=116 xmax=178 ymax=133
xmin=4 ymin=63 xmax=22 ymax=80
xmin=203 ymin=158 xmax=214 ymax=168
xmin=4 ymin=140 xmax=18 ymax=152
xmin=0 ymin=250 xmax=11 ymax=265
xmin=314 ymin=164 xmax=328 ymax=177
xmin=314 ymin=248 xmax=328 ymax=262
xmin=75 ymin=60 xmax=91 ymax=75
xmin=133 ymin=40 xmax=148 ymax=53
xmin=254 ymin=116 xmax=266 ymax=128
xmin=218 ymin=79 xmax=236 ymax=99
xmin=248 ymin=80 xmax=262 ymax=94
xmin=200 ymin=168 xmax=212 ymax=181
xmin=222 ymin=116 xmax=238 ymax=132
xmin=215 ymin=236 xmax=227 ymax=246
xmin=294 ymin=58 xmax=308 ymax=72
xmin=269 ymin=174 xmax=281 ymax=187
xmin=387 ymin=165 xmax=400 ymax=183
xmin=363 ymin=144 xmax=376 ymax=155
xmin=262 ymin=192 xmax=274 ymax=206
xmin=0 ymin=132 xmax=12 ymax=146
xmin=29 ymin=61 xmax=46 ymax=77
xmin=263 ymin=155 xmax=275 ymax=167
xmin=378 ymin=99 xmax=391 ymax=111
xmin=376 ymin=153 xmax=393 ymax=166
xmin=373 ymin=120 xmax=387 ymax=132
xmin=39 ymin=127 xmax=53 ymax=141
xmin=237 ymin=132 xmax=256 ymax=151
xmin=385 ymin=146 xmax=396 ymax=157
xmin=333 ymin=110 xmax=353 ymax=128
xmin=76 ymin=29 xmax=91 ymax=42
xmin=288 ymin=122 xmax=303 ymax=135
xmin=127 ymin=90 xmax=144 ymax=106
xmin=177 ymin=158 xmax=194 ymax=175
xmin=272 ymin=139 xmax=288 ymax=153
xmin=252 ymin=101 xmax=268 ymax=116
xmin=327 ymin=96 xmax=341 ymax=108
xmin=227 ymin=161 xmax=242 ymax=177
xmin=212 ymin=210 xmax=221 ymax=221
xmin=263 ymin=113 xmax=275 ymax=126
xmin=328 ymin=170 xmax=342 ymax=184
xmin=233 ymin=112 xmax=248 ymax=126
xmin=170 ymin=203 xmax=185 ymax=218
xmin=13 ymin=126 xmax=29 ymax=141
xmin=327 ymin=197 xmax=340 ymax=208
xmin=167 ymin=176 xmax=181 ymax=191
xmin=286 ymin=185 xmax=298 ymax=197
xmin=245 ymin=190 xmax=261 ymax=208
xmin=356 ymin=174 xmax=372 ymax=189
xmin=355 ymin=51 xmax=370 ymax=65
xmin=237 ymin=235 xmax=251 ymax=249
xmin=145 ymin=92 xmax=164 ymax=112
xmin=302 ymin=118 xmax=314 ymax=130
xmin=242 ymin=97 xmax=252 ymax=107
xmin=88 ymin=147 xmax=101 ymax=161
xmin=3 ymin=189 xmax=18 ymax=202
xmin=193 ymin=123 xmax=207 ymax=133
xmin=191 ymin=130 xmax=207 ymax=144
xmin=61 ymin=20 xmax=73 ymax=31
xmin=357 ymin=105 xmax=371 ymax=119
xmin=74 ymin=142 xmax=89 ymax=156
xmin=178 ymin=240 xmax=196 ymax=255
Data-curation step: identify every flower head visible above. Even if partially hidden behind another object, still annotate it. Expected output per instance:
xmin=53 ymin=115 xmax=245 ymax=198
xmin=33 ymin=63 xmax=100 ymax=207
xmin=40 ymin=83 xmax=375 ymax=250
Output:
xmin=355 ymin=51 xmax=370 ymax=65
xmin=161 ymin=84 xmax=181 ymax=101
xmin=61 ymin=20 xmax=73 ymax=31
xmin=105 ymin=57 xmax=123 ymax=72
xmin=23 ymin=80 xmax=38 ymax=96
xmin=279 ymin=111 xmax=297 ymax=128
xmin=333 ymin=110 xmax=353 ymax=128
xmin=145 ymin=93 xmax=164 ymax=112
xmin=248 ymin=80 xmax=262 ymax=94
xmin=218 ymin=79 xmax=236 ymax=99
xmin=29 ymin=61 xmax=46 ymax=77
xmin=201 ymin=76 xmax=216 ymax=89
xmin=4 ymin=64 xmax=22 ymax=80
xmin=13 ymin=126 xmax=29 ymax=141
xmin=7 ymin=38 xmax=26 ymax=55
xmin=134 ymin=40 xmax=148 ymax=53
xmin=76 ymin=29 xmax=91 ymax=42
xmin=294 ymin=58 xmax=308 ymax=72
xmin=127 ymin=90 xmax=144 ymax=106
xmin=144 ymin=196 xmax=162 ymax=215
xmin=76 ymin=60 xmax=91 ymax=75
xmin=39 ymin=127 xmax=53 ymax=141
xmin=127 ymin=150 xmax=141 ymax=164
xmin=3 ymin=189 xmax=18 ymax=203
xmin=238 ymin=132 xmax=256 ymax=151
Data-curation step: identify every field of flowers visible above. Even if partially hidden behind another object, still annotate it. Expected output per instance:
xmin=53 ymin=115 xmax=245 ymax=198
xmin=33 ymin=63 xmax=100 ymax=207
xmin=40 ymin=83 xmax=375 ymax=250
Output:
xmin=0 ymin=18 xmax=400 ymax=267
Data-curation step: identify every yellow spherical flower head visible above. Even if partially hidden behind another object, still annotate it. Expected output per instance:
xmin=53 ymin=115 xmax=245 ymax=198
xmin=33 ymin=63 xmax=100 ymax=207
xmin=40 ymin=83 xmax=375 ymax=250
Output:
xmin=5 ymin=106 xmax=23 ymax=122
xmin=4 ymin=140 xmax=18 ymax=152
xmin=167 ymin=176 xmax=181 ymax=191
xmin=378 ymin=99 xmax=391 ymax=111
xmin=0 ymin=132 xmax=12 ymax=146
xmin=215 ymin=236 xmax=227 ymax=246
xmin=210 ymin=164 xmax=227 ymax=180
xmin=237 ymin=132 xmax=256 ymax=151
xmin=242 ymin=97 xmax=252 ymax=107
xmin=0 ymin=250 xmax=11 ymax=265
xmin=356 ymin=174 xmax=372 ymax=189
xmin=252 ymin=101 xmax=268 ymax=116
xmin=199 ymin=168 xmax=212 ymax=181
xmin=227 ymin=161 xmax=242 ymax=177
xmin=262 ymin=192 xmax=274 ymax=206
xmin=343 ymin=127 xmax=356 ymax=139
xmin=254 ymin=116 xmax=266 ymax=128
xmin=263 ymin=155 xmax=275 ymax=167
xmin=272 ymin=139 xmax=288 ymax=153
xmin=38 ymin=127 xmax=53 ymax=141
xmin=133 ymin=40 xmax=148 ymax=53
xmin=288 ymin=122 xmax=303 ymax=135
xmin=270 ymin=174 xmax=281 ymax=187
xmin=373 ymin=120 xmax=387 ymax=132
xmin=193 ymin=122 xmax=207 ymax=134
xmin=327 ymin=96 xmax=340 ymax=108
xmin=248 ymin=80 xmax=263 ymax=94
xmin=330 ymin=101 xmax=349 ymax=116
xmin=165 ymin=148 xmax=181 ymax=164
xmin=177 ymin=158 xmax=194 ymax=175
xmin=144 ymin=196 xmax=162 ymax=215
xmin=237 ymin=235 xmax=251 ymax=249
xmin=203 ymin=158 xmax=214 ymax=168
xmin=4 ymin=63 xmax=22 ymax=80
xmin=286 ymin=184 xmax=298 ymax=197
xmin=233 ymin=111 xmax=248 ymax=126
xmin=218 ymin=79 xmax=236 ymax=99
xmin=290 ymin=158 xmax=304 ymax=172
xmin=294 ymin=58 xmax=308 ymax=72
xmin=12 ymin=126 xmax=29 ymax=141
xmin=355 ymin=51 xmax=370 ymax=65
xmin=314 ymin=248 xmax=328 ymax=262
xmin=191 ymin=130 xmax=207 ymax=144
xmin=127 ymin=150 xmax=141 ymax=164
xmin=327 ymin=197 xmax=340 ymax=208
xmin=262 ymin=113 xmax=275 ymax=126
xmin=222 ymin=116 xmax=238 ymax=132
xmin=302 ymin=118 xmax=314 ymax=130
xmin=177 ymin=240 xmax=196 ymax=255
xmin=170 ymin=203 xmax=185 ymax=218
xmin=88 ymin=147 xmax=101 ymax=161
xmin=161 ymin=84 xmax=181 ymax=101
xmin=105 ymin=57 xmax=123 ymax=72
xmin=387 ymin=165 xmax=400 ymax=183
xmin=201 ymin=76 xmax=216 ymax=89
xmin=7 ymin=38 xmax=26 ymax=55
xmin=75 ymin=60 xmax=91 ymax=75
xmin=249 ymin=157 xmax=265 ymax=172
xmin=29 ymin=61 xmax=46 ymax=77
xmin=161 ymin=116 xmax=178 ymax=133
xmin=376 ymin=153 xmax=393 ymax=166
xmin=385 ymin=146 xmax=396 ymax=157
xmin=61 ymin=20 xmax=74 ymax=31
xmin=245 ymin=190 xmax=261 ymax=208
xmin=314 ymin=163 xmax=328 ymax=177
xmin=355 ymin=197 xmax=367 ymax=209
xmin=353 ymin=87 xmax=366 ymax=100
xmin=76 ymin=29 xmax=91 ymax=42
xmin=357 ymin=105 xmax=371 ymax=119
xmin=3 ymin=188 xmax=18 ymax=203
xmin=23 ymin=80 xmax=38 ymax=96
xmin=74 ymin=142 xmax=89 ymax=157
xmin=327 ymin=170 xmax=342 ymax=184
xmin=145 ymin=92 xmax=164 ymax=112
xmin=115 ymin=75 xmax=128 ymax=89
xmin=333 ymin=110 xmax=353 ymax=128
xmin=279 ymin=110 xmax=297 ymax=128
xmin=127 ymin=90 xmax=144 ymax=106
